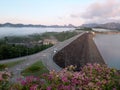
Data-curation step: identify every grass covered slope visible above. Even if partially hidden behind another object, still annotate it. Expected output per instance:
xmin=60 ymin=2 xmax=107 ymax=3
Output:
xmin=21 ymin=61 xmax=48 ymax=76
xmin=0 ymin=59 xmax=25 ymax=70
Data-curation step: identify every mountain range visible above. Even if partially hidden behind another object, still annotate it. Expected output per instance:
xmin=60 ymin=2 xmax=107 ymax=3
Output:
xmin=81 ymin=22 xmax=120 ymax=30
xmin=0 ymin=23 xmax=75 ymax=28
xmin=1 ymin=22 xmax=120 ymax=30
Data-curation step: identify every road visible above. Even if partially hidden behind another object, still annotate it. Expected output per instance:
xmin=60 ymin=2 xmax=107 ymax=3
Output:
xmin=0 ymin=32 xmax=84 ymax=82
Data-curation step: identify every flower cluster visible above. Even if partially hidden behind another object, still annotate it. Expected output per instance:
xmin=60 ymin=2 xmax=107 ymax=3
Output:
xmin=0 ymin=68 xmax=11 ymax=90
xmin=1 ymin=63 xmax=120 ymax=90
xmin=0 ymin=71 xmax=11 ymax=81
xmin=44 ymin=64 xmax=120 ymax=90
xmin=14 ymin=76 xmax=45 ymax=90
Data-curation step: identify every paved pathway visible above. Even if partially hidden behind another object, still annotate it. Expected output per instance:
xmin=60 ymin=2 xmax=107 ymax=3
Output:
xmin=0 ymin=32 xmax=84 ymax=82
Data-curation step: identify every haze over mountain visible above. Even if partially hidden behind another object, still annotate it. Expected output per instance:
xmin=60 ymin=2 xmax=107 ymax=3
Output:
xmin=0 ymin=23 xmax=75 ymax=28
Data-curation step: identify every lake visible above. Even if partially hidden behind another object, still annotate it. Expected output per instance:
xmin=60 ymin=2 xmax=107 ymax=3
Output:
xmin=94 ymin=34 xmax=120 ymax=70
xmin=0 ymin=27 xmax=74 ymax=38
xmin=92 ymin=28 xmax=116 ymax=32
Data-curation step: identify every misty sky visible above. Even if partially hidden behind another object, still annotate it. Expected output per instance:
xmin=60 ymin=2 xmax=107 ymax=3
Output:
xmin=0 ymin=0 xmax=120 ymax=26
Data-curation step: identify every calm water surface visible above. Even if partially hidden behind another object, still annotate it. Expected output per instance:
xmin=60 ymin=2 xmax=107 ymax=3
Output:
xmin=94 ymin=34 xmax=120 ymax=70
xmin=0 ymin=27 xmax=74 ymax=38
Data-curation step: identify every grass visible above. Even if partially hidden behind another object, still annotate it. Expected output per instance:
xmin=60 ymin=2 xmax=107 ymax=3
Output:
xmin=0 ymin=60 xmax=25 ymax=70
xmin=75 ymin=28 xmax=93 ymax=31
xmin=21 ymin=61 xmax=49 ymax=76
xmin=3 ymin=59 xmax=25 ymax=68
xmin=0 ymin=64 xmax=7 ymax=70
xmin=54 ymin=31 xmax=78 ymax=41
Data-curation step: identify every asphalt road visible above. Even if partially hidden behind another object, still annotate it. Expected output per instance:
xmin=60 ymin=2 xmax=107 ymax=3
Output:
xmin=0 ymin=32 xmax=84 ymax=82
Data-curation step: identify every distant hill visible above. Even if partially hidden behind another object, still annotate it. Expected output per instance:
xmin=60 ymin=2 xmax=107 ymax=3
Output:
xmin=81 ymin=23 xmax=99 ymax=28
xmin=0 ymin=23 xmax=75 ymax=28
xmin=81 ymin=22 xmax=120 ymax=30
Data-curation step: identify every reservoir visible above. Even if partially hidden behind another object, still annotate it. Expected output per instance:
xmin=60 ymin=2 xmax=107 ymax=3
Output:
xmin=0 ymin=27 xmax=74 ymax=38
xmin=94 ymin=34 xmax=120 ymax=70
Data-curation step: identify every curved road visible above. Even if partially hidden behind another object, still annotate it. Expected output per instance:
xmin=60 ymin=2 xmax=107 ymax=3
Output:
xmin=0 ymin=32 xmax=84 ymax=82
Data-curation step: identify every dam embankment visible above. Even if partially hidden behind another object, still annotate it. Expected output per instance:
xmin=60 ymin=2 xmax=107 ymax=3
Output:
xmin=53 ymin=32 xmax=105 ymax=70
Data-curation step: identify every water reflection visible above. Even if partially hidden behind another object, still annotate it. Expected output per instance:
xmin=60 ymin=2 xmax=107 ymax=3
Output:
xmin=94 ymin=34 xmax=120 ymax=70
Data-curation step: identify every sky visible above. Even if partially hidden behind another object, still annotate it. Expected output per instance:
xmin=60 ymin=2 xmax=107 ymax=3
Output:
xmin=0 ymin=0 xmax=120 ymax=26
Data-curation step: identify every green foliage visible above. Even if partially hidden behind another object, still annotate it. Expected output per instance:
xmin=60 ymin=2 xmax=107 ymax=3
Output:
xmin=3 ymin=60 xmax=25 ymax=68
xmin=54 ymin=31 xmax=78 ymax=41
xmin=76 ymin=27 xmax=93 ymax=31
xmin=0 ymin=64 xmax=7 ymax=70
xmin=43 ymin=64 xmax=120 ymax=90
xmin=0 ymin=44 xmax=53 ymax=60
xmin=0 ymin=63 xmax=120 ymax=90
xmin=21 ymin=61 xmax=48 ymax=76
xmin=29 ymin=32 xmax=58 ymax=41
xmin=0 ymin=31 xmax=77 ymax=60
xmin=0 ymin=65 xmax=12 ymax=90
xmin=11 ymin=76 xmax=44 ymax=90
xmin=0 ymin=39 xmax=6 ymax=44
xmin=1 ymin=31 xmax=78 ymax=43
xmin=11 ymin=64 xmax=120 ymax=90
xmin=3 ymin=36 xmax=30 ymax=43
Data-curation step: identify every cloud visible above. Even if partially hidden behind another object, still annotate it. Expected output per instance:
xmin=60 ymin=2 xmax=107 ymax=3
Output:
xmin=70 ymin=0 xmax=120 ymax=24
xmin=70 ymin=14 xmax=81 ymax=18
xmin=82 ymin=0 xmax=120 ymax=19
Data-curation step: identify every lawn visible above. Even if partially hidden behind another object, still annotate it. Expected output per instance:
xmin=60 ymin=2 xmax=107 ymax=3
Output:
xmin=0 ymin=59 xmax=25 ymax=68
xmin=21 ymin=61 xmax=49 ymax=76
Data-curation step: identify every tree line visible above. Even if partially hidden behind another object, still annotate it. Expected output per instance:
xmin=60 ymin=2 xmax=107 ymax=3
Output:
xmin=0 ymin=43 xmax=53 ymax=60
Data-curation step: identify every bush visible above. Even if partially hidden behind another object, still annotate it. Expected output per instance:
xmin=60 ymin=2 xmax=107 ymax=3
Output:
xmin=0 ymin=44 xmax=53 ymax=60
xmin=12 ymin=76 xmax=45 ymax=90
xmin=0 ymin=64 xmax=7 ymax=71
xmin=15 ymin=63 xmax=120 ymax=90
xmin=43 ymin=63 xmax=120 ymax=90
xmin=0 ymin=68 xmax=12 ymax=90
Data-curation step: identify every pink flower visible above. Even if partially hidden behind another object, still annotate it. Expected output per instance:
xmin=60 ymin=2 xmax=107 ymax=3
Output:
xmin=47 ymin=86 xmax=52 ymax=90
xmin=0 ymin=73 xmax=3 ymax=81
xmin=113 ymin=88 xmax=116 ymax=90
xmin=21 ymin=80 xmax=26 ymax=85
xmin=62 ymin=76 xmax=68 ymax=82
xmin=30 ymin=85 xmax=38 ymax=90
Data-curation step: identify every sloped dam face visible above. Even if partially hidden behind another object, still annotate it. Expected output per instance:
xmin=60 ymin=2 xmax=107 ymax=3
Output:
xmin=53 ymin=33 xmax=105 ymax=70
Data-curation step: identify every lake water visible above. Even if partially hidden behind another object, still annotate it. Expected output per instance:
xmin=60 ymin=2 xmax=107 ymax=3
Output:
xmin=94 ymin=34 xmax=120 ymax=70
xmin=92 ymin=28 xmax=116 ymax=32
xmin=0 ymin=27 xmax=74 ymax=38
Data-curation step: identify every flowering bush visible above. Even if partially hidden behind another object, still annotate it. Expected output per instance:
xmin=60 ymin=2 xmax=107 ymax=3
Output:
xmin=2 ymin=63 xmax=120 ymax=90
xmin=44 ymin=63 xmax=120 ymax=90
xmin=0 ymin=68 xmax=11 ymax=90
xmin=12 ymin=76 xmax=45 ymax=90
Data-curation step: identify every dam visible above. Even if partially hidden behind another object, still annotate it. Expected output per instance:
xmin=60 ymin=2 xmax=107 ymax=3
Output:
xmin=53 ymin=32 xmax=105 ymax=70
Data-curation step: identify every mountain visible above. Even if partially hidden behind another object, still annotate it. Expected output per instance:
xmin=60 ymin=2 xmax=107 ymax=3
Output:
xmin=0 ymin=23 xmax=75 ymax=28
xmin=81 ymin=23 xmax=99 ymax=28
xmin=97 ymin=23 xmax=120 ymax=30
xmin=81 ymin=22 xmax=120 ymax=30
xmin=0 ymin=23 xmax=46 ymax=27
